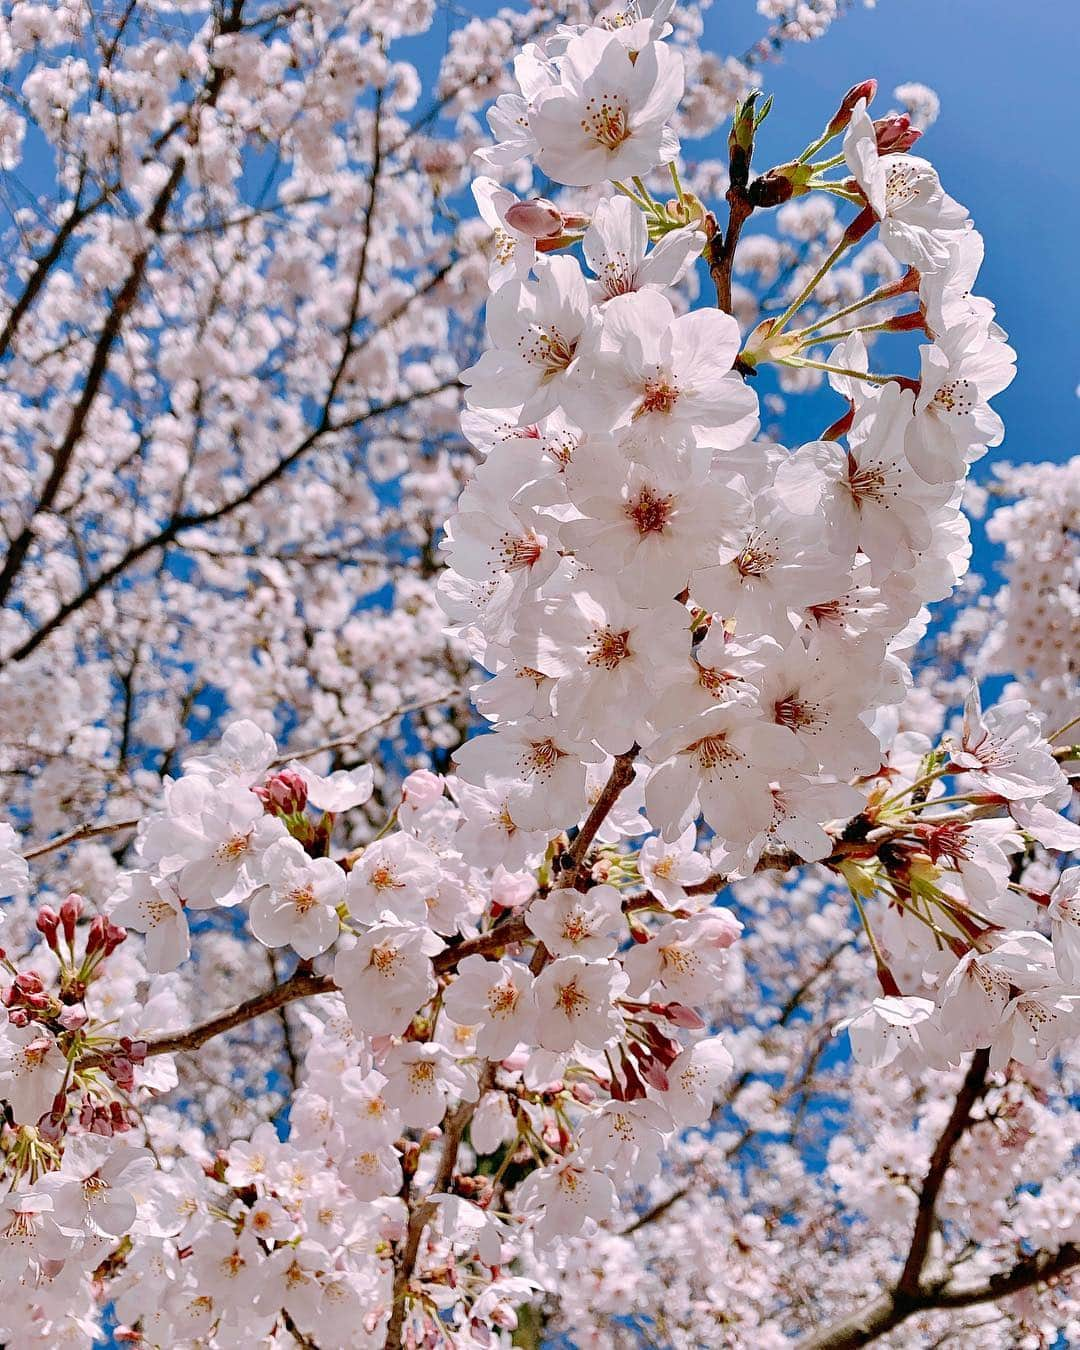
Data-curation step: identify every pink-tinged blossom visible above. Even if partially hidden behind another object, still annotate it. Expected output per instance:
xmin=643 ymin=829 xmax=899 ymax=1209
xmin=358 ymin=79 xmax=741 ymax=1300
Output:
xmin=381 ymin=1041 xmax=473 ymax=1129
xmin=516 ymin=1158 xmax=619 ymax=1246
xmin=623 ymin=911 xmax=742 ymax=1000
xmin=461 ymin=256 xmax=592 ymax=421
xmin=840 ymin=996 xmax=937 ymax=1069
xmin=453 ymin=718 xmax=603 ymax=832
xmin=637 ymin=826 xmax=710 ymax=908
xmin=663 ymin=1037 xmax=734 ymax=1126
xmin=562 ymin=444 xmax=752 ymax=607
xmin=582 ymin=196 xmax=703 ymax=302
xmin=844 ymin=98 xmax=969 ymax=271
xmin=345 ymin=832 xmax=440 ymax=927
xmin=107 ymin=873 xmax=190 ymax=973
xmin=533 ymin=956 xmax=628 ymax=1052
xmin=565 ymin=289 xmax=757 ymax=452
xmin=0 ymin=822 xmax=28 ymax=898
xmin=43 ymin=1137 xmax=153 ymax=1238
xmin=249 ymin=836 xmax=344 ymax=958
xmin=526 ymin=883 xmax=625 ymax=960
xmin=0 ymin=1023 xmax=67 ymax=1125
xmin=1048 ymin=868 xmax=1080 ymax=983
xmin=952 ymin=687 xmax=1070 ymax=803
xmin=577 ymin=1097 xmax=671 ymax=1181
xmin=644 ymin=703 xmax=799 ymax=845
xmin=442 ymin=954 xmax=536 ymax=1059
xmin=528 ymin=30 xmax=683 ymax=187
xmin=333 ymin=922 xmax=443 ymax=1038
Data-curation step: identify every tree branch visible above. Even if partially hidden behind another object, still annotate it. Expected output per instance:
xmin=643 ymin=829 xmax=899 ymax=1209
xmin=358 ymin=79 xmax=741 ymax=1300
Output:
xmin=897 ymin=1048 xmax=990 ymax=1297
xmin=800 ymin=1048 xmax=998 ymax=1350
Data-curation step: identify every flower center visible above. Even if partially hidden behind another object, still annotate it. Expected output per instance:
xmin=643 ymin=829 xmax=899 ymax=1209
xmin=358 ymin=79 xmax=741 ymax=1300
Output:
xmin=688 ymin=733 xmax=738 ymax=771
xmin=582 ymin=93 xmax=631 ymax=151
xmin=625 ymin=484 xmax=674 ymax=537
xmin=488 ymin=980 xmax=520 ymax=1016
xmin=554 ymin=978 xmax=589 ymax=1018
xmin=588 ymin=626 xmax=632 ymax=670
xmin=499 ymin=530 xmax=544 ymax=571
xmin=635 ymin=377 xmax=679 ymax=417
xmin=736 ymin=529 xmax=780 ymax=577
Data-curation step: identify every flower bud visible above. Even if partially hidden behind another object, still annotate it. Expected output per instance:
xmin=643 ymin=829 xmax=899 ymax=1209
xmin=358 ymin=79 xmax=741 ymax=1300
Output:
xmin=659 ymin=1002 xmax=706 ymax=1030
xmin=85 ymin=915 xmax=107 ymax=956
xmin=58 ymin=1004 xmax=87 ymax=1031
xmin=120 ymin=1036 xmax=148 ymax=1064
xmin=503 ymin=198 xmax=564 ymax=240
xmin=874 ymin=113 xmax=921 ymax=154
xmin=401 ymin=769 xmax=444 ymax=808
xmin=36 ymin=907 xmax=60 ymax=949
xmin=825 ymin=79 xmax=877 ymax=137
xmin=253 ymin=768 xmax=308 ymax=817
xmin=60 ymin=893 xmax=84 ymax=943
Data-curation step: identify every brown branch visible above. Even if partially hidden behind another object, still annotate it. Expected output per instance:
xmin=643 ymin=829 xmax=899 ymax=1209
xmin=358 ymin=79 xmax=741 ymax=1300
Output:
xmin=272 ymin=689 xmax=465 ymax=766
xmin=561 ymin=748 xmax=638 ymax=886
xmin=383 ymin=1065 xmax=496 ymax=1350
xmin=799 ymin=1243 xmax=1080 ymax=1350
xmin=897 ymin=1048 xmax=991 ymax=1296
xmin=77 ymin=917 xmax=535 ymax=1070
xmin=684 ymin=846 xmax=800 ymax=896
xmin=800 ymin=1048 xmax=995 ymax=1350
xmin=23 ymin=817 xmax=141 ymax=861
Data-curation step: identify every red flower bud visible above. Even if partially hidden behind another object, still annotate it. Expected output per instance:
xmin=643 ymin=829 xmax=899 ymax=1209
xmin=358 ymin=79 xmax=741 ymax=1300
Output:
xmin=826 ymin=79 xmax=877 ymax=137
xmin=85 ymin=914 xmax=107 ymax=956
xmin=874 ymin=113 xmax=921 ymax=154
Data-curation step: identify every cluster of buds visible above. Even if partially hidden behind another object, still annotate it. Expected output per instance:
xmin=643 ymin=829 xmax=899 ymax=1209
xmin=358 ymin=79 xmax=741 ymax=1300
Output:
xmin=77 ymin=1096 xmax=133 ymax=1138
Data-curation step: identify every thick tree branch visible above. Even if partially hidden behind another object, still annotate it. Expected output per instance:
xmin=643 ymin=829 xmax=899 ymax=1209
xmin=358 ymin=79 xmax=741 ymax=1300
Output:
xmin=897 ymin=1048 xmax=990 ymax=1297
xmin=800 ymin=1048 xmax=997 ymax=1350
xmin=799 ymin=1244 xmax=1080 ymax=1350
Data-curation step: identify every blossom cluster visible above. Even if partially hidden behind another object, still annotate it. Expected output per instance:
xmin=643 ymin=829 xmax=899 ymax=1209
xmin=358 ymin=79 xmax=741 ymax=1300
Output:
xmin=0 ymin=2 xmax=1077 ymax=1348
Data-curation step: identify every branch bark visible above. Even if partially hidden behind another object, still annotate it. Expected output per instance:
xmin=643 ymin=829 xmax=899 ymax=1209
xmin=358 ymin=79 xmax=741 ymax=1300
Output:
xmin=799 ymin=1049 xmax=1006 ymax=1350
xmin=800 ymin=1244 xmax=1080 ymax=1350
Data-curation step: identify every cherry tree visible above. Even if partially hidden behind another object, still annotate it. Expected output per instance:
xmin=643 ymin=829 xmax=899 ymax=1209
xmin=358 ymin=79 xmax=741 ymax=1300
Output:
xmin=0 ymin=1 xmax=1077 ymax=1348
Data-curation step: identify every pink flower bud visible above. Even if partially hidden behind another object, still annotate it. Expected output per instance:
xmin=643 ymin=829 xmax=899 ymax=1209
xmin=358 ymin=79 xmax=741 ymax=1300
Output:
xmin=102 ymin=920 xmax=127 ymax=956
xmin=36 ymin=907 xmax=60 ymax=949
xmin=401 ymin=769 xmax=443 ymax=807
xmin=85 ymin=914 xmax=107 ymax=956
xmin=107 ymin=1055 xmax=135 ymax=1090
xmin=253 ymin=769 xmax=308 ymax=817
xmin=874 ymin=113 xmax=921 ymax=154
xmin=660 ymin=1002 xmax=706 ymax=1030
xmin=58 ymin=1005 xmax=87 ymax=1031
xmin=60 ymin=893 xmax=84 ymax=943
xmin=503 ymin=198 xmax=564 ymax=240
xmin=6 ymin=1008 xmax=28 ymax=1027
xmin=491 ymin=1302 xmax=518 ymax=1331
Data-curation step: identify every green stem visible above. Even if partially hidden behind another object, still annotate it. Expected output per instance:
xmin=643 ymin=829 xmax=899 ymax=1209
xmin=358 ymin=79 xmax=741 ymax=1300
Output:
xmin=770 ymin=232 xmax=855 ymax=334
xmin=780 ymin=356 xmax=901 ymax=386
